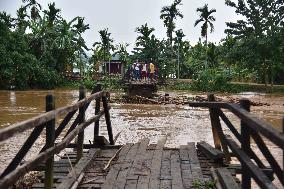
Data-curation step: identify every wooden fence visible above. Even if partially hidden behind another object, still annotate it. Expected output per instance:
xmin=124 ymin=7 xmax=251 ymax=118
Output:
xmin=0 ymin=84 xmax=113 ymax=188
xmin=189 ymin=94 xmax=284 ymax=189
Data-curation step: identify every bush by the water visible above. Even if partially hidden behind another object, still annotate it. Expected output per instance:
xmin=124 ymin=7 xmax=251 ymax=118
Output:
xmin=191 ymin=69 xmax=232 ymax=92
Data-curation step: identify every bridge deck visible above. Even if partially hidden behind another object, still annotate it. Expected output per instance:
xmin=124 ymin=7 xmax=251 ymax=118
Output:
xmin=31 ymin=138 xmax=235 ymax=189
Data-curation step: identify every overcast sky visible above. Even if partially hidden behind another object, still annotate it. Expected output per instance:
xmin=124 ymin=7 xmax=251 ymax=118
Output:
xmin=0 ymin=0 xmax=239 ymax=51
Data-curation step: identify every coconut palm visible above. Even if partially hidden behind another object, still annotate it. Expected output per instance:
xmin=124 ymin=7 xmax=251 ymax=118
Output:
xmin=93 ymin=28 xmax=115 ymax=73
xmin=43 ymin=2 xmax=60 ymax=27
xmin=22 ymin=0 xmax=42 ymax=20
xmin=160 ymin=0 xmax=183 ymax=45
xmin=135 ymin=23 xmax=155 ymax=48
xmin=194 ymin=4 xmax=216 ymax=47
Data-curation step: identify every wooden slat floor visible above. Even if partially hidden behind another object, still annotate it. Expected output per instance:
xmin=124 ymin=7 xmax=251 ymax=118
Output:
xmin=32 ymin=139 xmax=230 ymax=189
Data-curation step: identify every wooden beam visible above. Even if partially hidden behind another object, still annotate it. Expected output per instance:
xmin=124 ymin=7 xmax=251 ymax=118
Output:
xmin=44 ymin=94 xmax=55 ymax=189
xmin=216 ymin=168 xmax=240 ymax=189
xmin=0 ymin=91 xmax=104 ymax=142
xmin=196 ymin=141 xmax=224 ymax=163
xmin=227 ymin=103 xmax=284 ymax=149
xmin=0 ymin=110 xmax=104 ymax=188
xmin=57 ymin=148 xmax=101 ymax=189
xmin=77 ymin=86 xmax=86 ymax=162
xmin=224 ymin=135 xmax=277 ymax=189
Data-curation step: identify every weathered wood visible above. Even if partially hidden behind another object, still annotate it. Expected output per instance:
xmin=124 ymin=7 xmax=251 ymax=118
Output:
xmin=0 ymin=91 xmax=104 ymax=142
xmin=188 ymin=101 xmax=284 ymax=149
xmin=94 ymin=84 xmax=102 ymax=138
xmin=102 ymin=143 xmax=133 ymax=189
xmin=44 ymin=94 xmax=55 ymax=189
xmin=225 ymin=135 xmax=277 ymax=189
xmin=216 ymin=168 xmax=239 ymax=189
xmin=77 ymin=86 xmax=86 ymax=162
xmin=159 ymin=150 xmax=171 ymax=189
xmin=0 ymin=123 xmax=46 ymax=178
xmin=128 ymin=139 xmax=150 ymax=177
xmin=240 ymin=99 xmax=251 ymax=189
xmin=208 ymin=94 xmax=222 ymax=150
xmin=227 ymin=103 xmax=284 ymax=149
xmin=0 ymin=110 xmax=105 ymax=188
xmin=114 ymin=143 xmax=140 ymax=189
xmin=196 ymin=141 xmax=224 ymax=163
xmin=250 ymin=129 xmax=283 ymax=185
xmin=149 ymin=137 xmax=166 ymax=189
xmin=208 ymin=94 xmax=231 ymax=163
xmin=179 ymin=146 xmax=193 ymax=188
xmin=217 ymin=109 xmax=265 ymax=168
xmin=57 ymin=148 xmax=101 ymax=189
xmin=187 ymin=142 xmax=204 ymax=185
xmin=228 ymin=164 xmax=274 ymax=180
xmin=137 ymin=148 xmax=154 ymax=189
xmin=210 ymin=167 xmax=222 ymax=189
xmin=102 ymin=93 xmax=114 ymax=145
xmin=171 ymin=151 xmax=183 ymax=189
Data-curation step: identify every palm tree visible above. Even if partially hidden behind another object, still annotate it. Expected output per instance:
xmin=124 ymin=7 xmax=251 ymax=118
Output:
xmin=135 ymin=23 xmax=155 ymax=48
xmin=43 ymin=2 xmax=60 ymax=27
xmin=93 ymin=28 xmax=114 ymax=74
xmin=194 ymin=4 xmax=216 ymax=47
xmin=160 ymin=0 xmax=183 ymax=45
xmin=22 ymin=0 xmax=42 ymax=20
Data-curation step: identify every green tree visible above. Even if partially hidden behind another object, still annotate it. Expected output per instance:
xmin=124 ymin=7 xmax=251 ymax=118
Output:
xmin=93 ymin=28 xmax=115 ymax=74
xmin=160 ymin=0 xmax=183 ymax=45
xmin=194 ymin=4 xmax=216 ymax=47
xmin=225 ymin=0 xmax=284 ymax=85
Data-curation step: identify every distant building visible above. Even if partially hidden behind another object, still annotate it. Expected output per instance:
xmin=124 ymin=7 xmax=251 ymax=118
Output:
xmin=102 ymin=54 xmax=126 ymax=76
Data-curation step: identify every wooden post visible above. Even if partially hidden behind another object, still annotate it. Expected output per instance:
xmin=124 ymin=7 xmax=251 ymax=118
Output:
xmin=208 ymin=94 xmax=231 ymax=162
xmin=44 ymin=94 xmax=55 ymax=189
xmin=102 ymin=93 xmax=114 ymax=145
xmin=240 ymin=99 xmax=251 ymax=189
xmin=208 ymin=94 xmax=222 ymax=150
xmin=77 ymin=86 xmax=86 ymax=162
xmin=94 ymin=84 xmax=102 ymax=139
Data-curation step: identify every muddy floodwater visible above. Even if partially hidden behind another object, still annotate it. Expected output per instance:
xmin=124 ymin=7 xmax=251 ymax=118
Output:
xmin=0 ymin=89 xmax=283 ymax=187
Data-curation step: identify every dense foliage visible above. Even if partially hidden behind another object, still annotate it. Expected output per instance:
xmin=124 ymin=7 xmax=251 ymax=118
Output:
xmin=0 ymin=1 xmax=89 ymax=89
xmin=1 ymin=0 xmax=284 ymax=91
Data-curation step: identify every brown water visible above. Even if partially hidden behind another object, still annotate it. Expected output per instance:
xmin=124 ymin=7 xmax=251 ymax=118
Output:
xmin=0 ymin=90 xmax=283 ymax=187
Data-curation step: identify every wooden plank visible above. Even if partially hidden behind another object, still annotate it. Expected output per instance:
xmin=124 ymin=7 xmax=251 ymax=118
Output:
xmin=0 ymin=110 xmax=105 ymax=188
xmin=128 ymin=139 xmax=150 ymax=177
xmin=102 ymin=143 xmax=134 ymax=189
xmin=0 ymin=91 xmax=104 ymax=142
xmin=171 ymin=151 xmax=183 ymax=189
xmin=114 ymin=143 xmax=140 ymax=189
xmin=216 ymin=168 xmax=239 ymax=189
xmin=160 ymin=150 xmax=172 ymax=189
xmin=196 ymin=141 xmax=224 ymax=163
xmin=187 ymin=142 xmax=204 ymax=185
xmin=56 ymin=148 xmax=101 ymax=189
xmin=180 ymin=146 xmax=192 ymax=188
xmin=125 ymin=179 xmax=138 ymax=189
xmin=148 ymin=137 xmax=167 ymax=189
xmin=137 ymin=149 xmax=154 ymax=189
xmin=225 ymin=135 xmax=277 ymax=189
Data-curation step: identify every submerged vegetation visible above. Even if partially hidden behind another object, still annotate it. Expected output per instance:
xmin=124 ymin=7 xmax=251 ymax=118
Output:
xmin=0 ymin=0 xmax=283 ymax=92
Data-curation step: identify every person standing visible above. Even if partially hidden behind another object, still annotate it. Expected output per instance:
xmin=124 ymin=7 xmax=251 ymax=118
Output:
xmin=135 ymin=62 xmax=140 ymax=81
xmin=149 ymin=62 xmax=155 ymax=81
xmin=142 ymin=63 xmax=147 ymax=82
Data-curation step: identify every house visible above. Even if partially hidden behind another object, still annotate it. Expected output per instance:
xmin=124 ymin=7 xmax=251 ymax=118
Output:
xmin=102 ymin=54 xmax=126 ymax=76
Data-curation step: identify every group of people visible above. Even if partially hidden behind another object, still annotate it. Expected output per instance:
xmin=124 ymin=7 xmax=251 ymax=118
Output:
xmin=127 ymin=60 xmax=158 ymax=82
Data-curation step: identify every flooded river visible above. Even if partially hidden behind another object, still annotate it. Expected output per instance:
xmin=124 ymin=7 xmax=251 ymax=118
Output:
xmin=0 ymin=89 xmax=283 ymax=187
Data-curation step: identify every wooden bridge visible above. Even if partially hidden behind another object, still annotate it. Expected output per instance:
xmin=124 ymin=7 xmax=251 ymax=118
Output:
xmin=0 ymin=84 xmax=283 ymax=189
